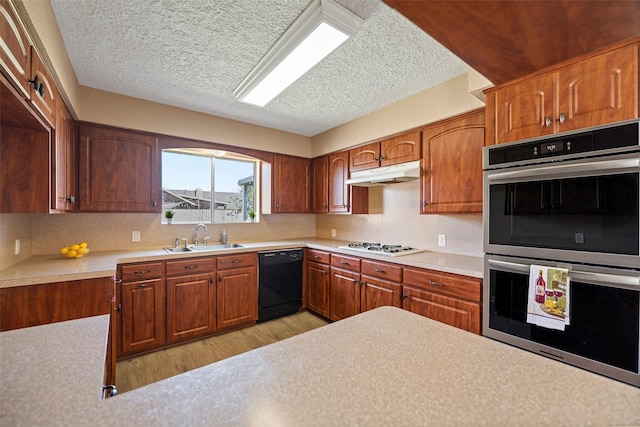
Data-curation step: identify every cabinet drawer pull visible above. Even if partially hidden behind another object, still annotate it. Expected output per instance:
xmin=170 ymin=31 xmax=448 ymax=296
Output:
xmin=374 ymin=268 xmax=385 ymax=273
xmin=314 ymin=255 xmax=320 ymax=259
xmin=428 ymin=280 xmax=445 ymax=287
xmin=231 ymin=260 xmax=243 ymax=264
xmin=184 ymin=265 xmax=198 ymax=269
xmin=340 ymin=261 xmax=349 ymax=265
xmin=139 ymin=283 xmax=146 ymax=288
xmin=134 ymin=270 xmax=151 ymax=275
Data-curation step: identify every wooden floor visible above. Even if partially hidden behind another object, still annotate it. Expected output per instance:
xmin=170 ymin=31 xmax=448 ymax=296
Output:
xmin=116 ymin=311 xmax=328 ymax=394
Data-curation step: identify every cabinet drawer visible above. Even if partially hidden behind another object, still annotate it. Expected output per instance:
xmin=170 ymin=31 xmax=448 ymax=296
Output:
xmin=166 ymin=257 xmax=215 ymax=277
xmin=361 ymin=259 xmax=402 ymax=282
xmin=403 ymin=268 xmax=481 ymax=302
xmin=331 ymin=254 xmax=361 ymax=272
xmin=217 ymin=252 xmax=257 ymax=270
xmin=307 ymin=249 xmax=330 ymax=264
xmin=120 ymin=262 xmax=164 ymax=281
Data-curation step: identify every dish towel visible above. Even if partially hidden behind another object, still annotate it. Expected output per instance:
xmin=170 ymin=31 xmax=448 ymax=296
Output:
xmin=526 ymin=265 xmax=570 ymax=331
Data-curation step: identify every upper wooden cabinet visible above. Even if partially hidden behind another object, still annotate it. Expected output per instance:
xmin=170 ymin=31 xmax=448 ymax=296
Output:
xmin=52 ymin=96 xmax=77 ymax=211
xmin=311 ymin=156 xmax=328 ymax=213
xmin=272 ymin=154 xmax=310 ymax=213
xmin=0 ymin=0 xmax=30 ymax=98
xmin=311 ymin=152 xmax=368 ymax=215
xmin=78 ymin=124 xmax=161 ymax=212
xmin=486 ymin=42 xmax=639 ymax=145
xmin=349 ymin=130 xmax=421 ymax=171
xmin=421 ymin=109 xmax=485 ymax=214
xmin=28 ymin=46 xmax=56 ymax=127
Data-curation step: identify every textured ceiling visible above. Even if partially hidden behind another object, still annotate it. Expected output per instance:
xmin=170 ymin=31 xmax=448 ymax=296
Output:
xmin=50 ymin=0 xmax=469 ymax=137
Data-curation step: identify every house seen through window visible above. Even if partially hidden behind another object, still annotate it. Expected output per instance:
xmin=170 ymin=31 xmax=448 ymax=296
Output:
xmin=162 ymin=148 xmax=258 ymax=224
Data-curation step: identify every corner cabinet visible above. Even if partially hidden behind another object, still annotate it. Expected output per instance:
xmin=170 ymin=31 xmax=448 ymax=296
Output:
xmin=52 ymin=98 xmax=77 ymax=211
xmin=311 ymin=152 xmax=368 ymax=214
xmin=486 ymin=41 xmax=639 ymax=145
xmin=272 ymin=154 xmax=310 ymax=213
xmin=78 ymin=124 xmax=161 ymax=212
xmin=421 ymin=109 xmax=485 ymax=214
xmin=311 ymin=156 xmax=329 ymax=213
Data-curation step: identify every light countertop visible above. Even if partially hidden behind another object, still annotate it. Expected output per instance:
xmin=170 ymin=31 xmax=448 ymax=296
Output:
xmin=0 ymin=238 xmax=484 ymax=288
xmin=2 ymin=307 xmax=639 ymax=426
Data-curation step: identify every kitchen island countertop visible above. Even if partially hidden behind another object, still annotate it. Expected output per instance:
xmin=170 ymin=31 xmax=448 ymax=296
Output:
xmin=0 ymin=238 xmax=483 ymax=288
xmin=2 ymin=307 xmax=639 ymax=426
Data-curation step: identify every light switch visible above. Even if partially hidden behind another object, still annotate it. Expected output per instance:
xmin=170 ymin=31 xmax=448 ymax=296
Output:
xmin=132 ymin=231 xmax=141 ymax=242
xmin=438 ymin=234 xmax=446 ymax=247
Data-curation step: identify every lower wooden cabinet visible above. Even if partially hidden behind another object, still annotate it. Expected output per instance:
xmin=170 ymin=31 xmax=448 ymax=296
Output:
xmin=166 ymin=272 xmax=216 ymax=343
xmin=306 ymin=260 xmax=331 ymax=318
xmin=360 ymin=275 xmax=402 ymax=312
xmin=329 ymin=267 xmax=361 ymax=321
xmin=119 ymin=277 xmax=166 ymax=355
xmin=216 ymin=253 xmax=258 ymax=330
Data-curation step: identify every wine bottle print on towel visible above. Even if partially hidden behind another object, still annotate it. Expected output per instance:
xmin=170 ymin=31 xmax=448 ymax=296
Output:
xmin=526 ymin=265 xmax=570 ymax=331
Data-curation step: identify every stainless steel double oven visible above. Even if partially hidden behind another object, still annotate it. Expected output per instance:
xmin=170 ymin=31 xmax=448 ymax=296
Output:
xmin=483 ymin=121 xmax=640 ymax=386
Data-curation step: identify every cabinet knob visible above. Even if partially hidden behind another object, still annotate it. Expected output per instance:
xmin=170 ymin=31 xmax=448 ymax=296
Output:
xmin=29 ymin=75 xmax=45 ymax=97
xmin=545 ymin=116 xmax=552 ymax=127
xmin=379 ymin=156 xmax=385 ymax=161
xmin=373 ymin=268 xmax=385 ymax=273
xmin=139 ymin=283 xmax=146 ymax=288
xmin=352 ymin=279 xmax=358 ymax=285
xmin=66 ymin=195 xmax=76 ymax=204
xmin=428 ymin=280 xmax=445 ymax=287
xmin=557 ymin=112 xmax=566 ymax=124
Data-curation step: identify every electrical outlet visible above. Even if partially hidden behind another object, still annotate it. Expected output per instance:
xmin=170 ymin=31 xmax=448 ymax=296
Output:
xmin=331 ymin=229 xmax=336 ymax=237
xmin=438 ymin=234 xmax=446 ymax=247
xmin=14 ymin=239 xmax=20 ymax=255
xmin=132 ymin=231 xmax=141 ymax=242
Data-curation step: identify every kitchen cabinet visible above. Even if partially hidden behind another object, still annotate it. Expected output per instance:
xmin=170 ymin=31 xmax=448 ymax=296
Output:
xmin=117 ymin=262 xmax=166 ymax=356
xmin=403 ymin=267 xmax=482 ymax=335
xmin=0 ymin=0 xmax=30 ymax=98
xmin=486 ymin=42 xmax=639 ymax=145
xmin=216 ymin=252 xmax=258 ymax=330
xmin=311 ymin=156 xmax=329 ymax=213
xmin=349 ymin=130 xmax=421 ymax=171
xmin=272 ymin=154 xmax=310 ymax=213
xmin=165 ymin=257 xmax=216 ymax=343
xmin=52 ymin=96 xmax=77 ymax=211
xmin=305 ymin=249 xmax=331 ymax=318
xmin=78 ymin=124 xmax=161 ymax=212
xmin=28 ymin=46 xmax=56 ymax=127
xmin=329 ymin=254 xmax=401 ymax=321
xmin=0 ymin=277 xmax=112 ymax=332
xmin=421 ymin=109 xmax=485 ymax=214
xmin=311 ymin=152 xmax=368 ymax=214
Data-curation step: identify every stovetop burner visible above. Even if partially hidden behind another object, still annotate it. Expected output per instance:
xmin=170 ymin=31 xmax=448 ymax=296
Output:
xmin=338 ymin=242 xmax=424 ymax=257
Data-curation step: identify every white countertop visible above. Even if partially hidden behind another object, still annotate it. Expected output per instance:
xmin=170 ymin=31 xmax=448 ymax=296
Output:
xmin=0 ymin=238 xmax=484 ymax=288
xmin=2 ymin=307 xmax=639 ymax=426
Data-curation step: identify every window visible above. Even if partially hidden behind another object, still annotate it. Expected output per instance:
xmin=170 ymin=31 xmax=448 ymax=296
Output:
xmin=162 ymin=148 xmax=258 ymax=224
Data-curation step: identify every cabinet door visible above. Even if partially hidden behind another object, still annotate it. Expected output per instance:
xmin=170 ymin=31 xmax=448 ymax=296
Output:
xmin=402 ymin=285 xmax=481 ymax=335
xmin=311 ymin=156 xmax=328 ymax=213
xmin=272 ymin=154 xmax=310 ymax=213
xmin=306 ymin=261 xmax=330 ymax=318
xmin=494 ymin=73 xmax=556 ymax=144
xmin=52 ymin=99 xmax=77 ymax=211
xmin=329 ymin=267 xmax=360 ymax=321
xmin=217 ymin=266 xmax=258 ymax=329
xmin=0 ymin=0 xmax=30 ymax=97
xmin=29 ymin=47 xmax=56 ymax=126
xmin=360 ymin=275 xmax=402 ymax=312
xmin=119 ymin=278 xmax=165 ymax=355
xmin=349 ymin=142 xmax=379 ymax=171
xmin=557 ymin=44 xmax=638 ymax=133
xmin=78 ymin=125 xmax=160 ymax=212
xmin=380 ymin=130 xmax=421 ymax=166
xmin=328 ymin=151 xmax=349 ymax=213
xmin=422 ymin=109 xmax=485 ymax=214
xmin=166 ymin=272 xmax=216 ymax=343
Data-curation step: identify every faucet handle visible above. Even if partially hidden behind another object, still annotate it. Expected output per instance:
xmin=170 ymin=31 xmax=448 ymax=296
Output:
xmin=203 ymin=236 xmax=211 ymax=246
xmin=175 ymin=237 xmax=181 ymax=248
xmin=180 ymin=237 xmax=189 ymax=248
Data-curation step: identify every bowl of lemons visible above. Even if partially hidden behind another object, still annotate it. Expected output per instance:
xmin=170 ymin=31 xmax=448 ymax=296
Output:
xmin=60 ymin=242 xmax=90 ymax=259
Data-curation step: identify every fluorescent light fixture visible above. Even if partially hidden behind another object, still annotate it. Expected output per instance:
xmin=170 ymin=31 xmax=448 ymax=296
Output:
xmin=234 ymin=0 xmax=364 ymax=107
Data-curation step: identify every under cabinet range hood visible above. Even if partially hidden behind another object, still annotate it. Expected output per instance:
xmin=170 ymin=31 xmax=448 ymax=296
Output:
xmin=345 ymin=160 xmax=421 ymax=187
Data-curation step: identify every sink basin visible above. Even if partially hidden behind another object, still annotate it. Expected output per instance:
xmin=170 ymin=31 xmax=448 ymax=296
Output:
xmin=163 ymin=244 xmax=244 ymax=254
xmin=189 ymin=243 xmax=245 ymax=251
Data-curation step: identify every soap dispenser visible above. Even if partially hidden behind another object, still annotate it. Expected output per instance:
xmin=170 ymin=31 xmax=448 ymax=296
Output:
xmin=221 ymin=229 xmax=228 ymax=245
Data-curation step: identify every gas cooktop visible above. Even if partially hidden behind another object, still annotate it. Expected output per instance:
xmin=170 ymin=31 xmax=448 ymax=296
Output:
xmin=337 ymin=242 xmax=424 ymax=257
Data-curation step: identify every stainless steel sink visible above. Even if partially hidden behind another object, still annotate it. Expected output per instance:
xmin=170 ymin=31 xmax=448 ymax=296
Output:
xmin=163 ymin=244 xmax=244 ymax=254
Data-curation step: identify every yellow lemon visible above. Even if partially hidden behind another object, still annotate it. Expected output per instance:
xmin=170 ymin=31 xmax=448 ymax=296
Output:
xmin=70 ymin=244 xmax=80 ymax=251
xmin=60 ymin=247 xmax=69 ymax=255
xmin=74 ymin=254 xmax=83 ymax=259
xmin=79 ymin=242 xmax=88 ymax=248
xmin=77 ymin=248 xmax=89 ymax=255
xmin=66 ymin=250 xmax=77 ymax=258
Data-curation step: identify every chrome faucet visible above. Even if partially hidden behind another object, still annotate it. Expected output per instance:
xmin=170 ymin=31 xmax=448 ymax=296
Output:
xmin=194 ymin=223 xmax=208 ymax=246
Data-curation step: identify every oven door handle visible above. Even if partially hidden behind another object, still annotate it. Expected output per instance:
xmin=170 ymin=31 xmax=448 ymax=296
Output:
xmin=487 ymin=259 xmax=530 ymax=274
xmin=486 ymin=158 xmax=639 ymax=183
xmin=569 ymin=271 xmax=640 ymax=291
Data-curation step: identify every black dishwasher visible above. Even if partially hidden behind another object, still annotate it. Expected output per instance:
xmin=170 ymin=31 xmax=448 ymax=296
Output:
xmin=258 ymin=249 xmax=303 ymax=322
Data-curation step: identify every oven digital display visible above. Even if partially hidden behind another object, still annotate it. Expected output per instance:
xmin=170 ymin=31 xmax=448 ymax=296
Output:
xmin=540 ymin=141 xmax=564 ymax=154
